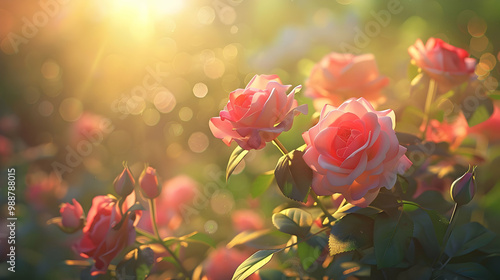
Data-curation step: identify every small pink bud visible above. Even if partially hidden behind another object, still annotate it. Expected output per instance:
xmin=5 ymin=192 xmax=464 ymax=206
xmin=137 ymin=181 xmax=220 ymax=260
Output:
xmin=139 ymin=166 xmax=161 ymax=199
xmin=113 ymin=166 xmax=135 ymax=197
xmin=60 ymin=199 xmax=85 ymax=232
xmin=450 ymin=166 xmax=477 ymax=206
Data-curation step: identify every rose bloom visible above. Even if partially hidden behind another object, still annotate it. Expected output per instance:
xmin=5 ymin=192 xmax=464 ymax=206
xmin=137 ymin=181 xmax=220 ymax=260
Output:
xmin=302 ymin=98 xmax=412 ymax=207
xmin=408 ymin=38 xmax=476 ymax=93
xmin=210 ymin=74 xmax=307 ymax=150
xmin=232 ymin=209 xmax=264 ymax=233
xmin=203 ymin=247 xmax=260 ymax=280
xmin=305 ymin=52 xmax=389 ymax=110
xmin=74 ymin=194 xmax=140 ymax=275
xmin=70 ymin=112 xmax=110 ymax=145
xmin=60 ymin=198 xmax=84 ymax=230
xmin=137 ymin=175 xmax=198 ymax=236
xmin=424 ymin=112 xmax=468 ymax=150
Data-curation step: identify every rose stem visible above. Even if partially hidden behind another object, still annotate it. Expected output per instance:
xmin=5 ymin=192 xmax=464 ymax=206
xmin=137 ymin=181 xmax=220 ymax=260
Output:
xmin=272 ymin=138 xmax=290 ymax=157
xmin=149 ymin=198 xmax=190 ymax=278
xmin=310 ymin=190 xmax=335 ymax=224
xmin=421 ymin=78 xmax=436 ymax=139
xmin=433 ymin=202 xmax=459 ymax=268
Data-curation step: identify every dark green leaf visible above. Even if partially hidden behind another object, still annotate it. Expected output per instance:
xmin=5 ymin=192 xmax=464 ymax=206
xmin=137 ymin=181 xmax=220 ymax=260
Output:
xmin=369 ymin=190 xmax=401 ymax=217
xmin=479 ymin=235 xmax=500 ymax=254
xmin=445 ymin=222 xmax=496 ymax=257
xmin=251 ymin=171 xmax=274 ymax=198
xmin=226 ymin=146 xmax=249 ymax=181
xmin=333 ymin=203 xmax=382 ymax=219
xmin=232 ymin=249 xmax=278 ymax=280
xmin=374 ymin=212 xmax=413 ymax=268
xmin=272 ymin=208 xmax=313 ymax=237
xmin=329 ymin=214 xmax=374 ymax=256
xmin=444 ymin=263 xmax=495 ymax=280
xmin=397 ymin=264 xmax=433 ymax=280
xmin=406 ymin=208 xmax=442 ymax=259
xmin=274 ymin=150 xmax=312 ymax=202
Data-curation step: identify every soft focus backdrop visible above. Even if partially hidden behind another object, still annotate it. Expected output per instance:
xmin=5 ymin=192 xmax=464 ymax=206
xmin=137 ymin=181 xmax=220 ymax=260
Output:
xmin=1 ymin=0 xmax=500 ymax=279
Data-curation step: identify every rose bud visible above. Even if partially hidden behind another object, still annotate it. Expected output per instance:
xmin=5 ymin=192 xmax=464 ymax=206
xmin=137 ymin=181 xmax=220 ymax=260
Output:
xmin=139 ymin=166 xmax=161 ymax=199
xmin=450 ymin=166 xmax=477 ymax=206
xmin=60 ymin=199 xmax=85 ymax=232
xmin=113 ymin=165 xmax=135 ymax=197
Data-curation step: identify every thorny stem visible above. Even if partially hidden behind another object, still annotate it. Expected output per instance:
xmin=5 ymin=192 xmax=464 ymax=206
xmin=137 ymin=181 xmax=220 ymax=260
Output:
xmin=149 ymin=199 xmax=190 ymax=279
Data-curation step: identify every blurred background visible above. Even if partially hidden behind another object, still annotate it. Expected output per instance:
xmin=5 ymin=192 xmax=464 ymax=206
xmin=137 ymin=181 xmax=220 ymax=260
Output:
xmin=1 ymin=0 xmax=499 ymax=278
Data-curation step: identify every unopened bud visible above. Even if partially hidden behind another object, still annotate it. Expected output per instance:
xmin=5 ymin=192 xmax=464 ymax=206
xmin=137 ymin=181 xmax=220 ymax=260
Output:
xmin=139 ymin=166 xmax=161 ymax=199
xmin=450 ymin=166 xmax=477 ymax=206
xmin=114 ymin=165 xmax=135 ymax=197
xmin=59 ymin=199 xmax=85 ymax=233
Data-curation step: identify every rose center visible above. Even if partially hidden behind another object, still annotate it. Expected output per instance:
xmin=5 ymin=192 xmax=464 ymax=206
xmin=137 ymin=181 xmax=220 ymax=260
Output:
xmin=334 ymin=127 xmax=362 ymax=158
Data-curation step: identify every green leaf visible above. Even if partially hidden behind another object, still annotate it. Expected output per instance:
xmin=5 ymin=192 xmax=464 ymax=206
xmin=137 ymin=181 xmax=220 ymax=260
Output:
xmin=226 ymin=146 xmax=249 ymax=181
xmin=251 ymin=171 xmax=274 ymax=198
xmin=272 ymin=208 xmax=313 ymax=237
xmin=397 ymin=264 xmax=433 ymax=280
xmin=329 ymin=214 xmax=374 ymax=256
xmin=465 ymin=98 xmax=494 ymax=127
xmin=374 ymin=212 xmax=413 ymax=268
xmin=445 ymin=222 xmax=496 ymax=258
xmin=232 ymin=249 xmax=278 ymax=280
xmin=226 ymin=229 xmax=273 ymax=248
xmin=274 ymin=150 xmax=312 ymax=202
xmin=184 ymin=232 xmax=216 ymax=248
xmin=443 ymin=263 xmax=495 ymax=280
xmin=406 ymin=208 xmax=442 ymax=259
xmin=297 ymin=241 xmax=322 ymax=270
xmin=333 ymin=203 xmax=382 ymax=219
xmin=369 ymin=190 xmax=401 ymax=217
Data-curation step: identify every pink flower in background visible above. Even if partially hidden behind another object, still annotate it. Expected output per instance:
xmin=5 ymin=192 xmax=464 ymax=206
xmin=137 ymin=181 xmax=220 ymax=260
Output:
xmin=74 ymin=194 xmax=139 ymax=276
xmin=0 ymin=135 xmax=12 ymax=164
xmin=60 ymin=199 xmax=84 ymax=230
xmin=468 ymin=102 xmax=500 ymax=142
xmin=203 ymin=248 xmax=260 ymax=280
xmin=26 ymin=172 xmax=68 ymax=211
xmin=210 ymin=74 xmax=307 ymax=150
xmin=408 ymin=38 xmax=476 ymax=93
xmin=70 ymin=112 xmax=111 ymax=145
xmin=302 ymin=98 xmax=412 ymax=207
xmin=139 ymin=166 xmax=161 ymax=199
xmin=232 ymin=209 xmax=264 ymax=232
xmin=137 ymin=175 xmax=198 ymax=236
xmin=305 ymin=53 xmax=389 ymax=110
xmin=424 ymin=112 xmax=468 ymax=150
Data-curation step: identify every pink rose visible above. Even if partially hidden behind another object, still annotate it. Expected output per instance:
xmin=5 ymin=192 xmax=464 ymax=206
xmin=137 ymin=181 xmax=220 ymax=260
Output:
xmin=60 ymin=198 xmax=84 ymax=230
xmin=305 ymin=53 xmax=389 ymax=110
xmin=302 ymin=98 xmax=412 ymax=207
xmin=408 ymin=38 xmax=476 ymax=93
xmin=139 ymin=166 xmax=160 ymax=199
xmin=232 ymin=209 xmax=264 ymax=232
xmin=203 ymin=248 xmax=260 ymax=280
xmin=423 ymin=112 xmax=468 ymax=150
xmin=74 ymin=194 xmax=139 ymax=275
xmin=209 ymin=74 xmax=307 ymax=150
